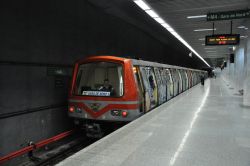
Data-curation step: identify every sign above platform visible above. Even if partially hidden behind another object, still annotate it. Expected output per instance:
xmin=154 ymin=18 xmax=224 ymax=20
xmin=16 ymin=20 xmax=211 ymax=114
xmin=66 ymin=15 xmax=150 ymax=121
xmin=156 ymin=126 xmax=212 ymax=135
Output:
xmin=207 ymin=9 xmax=250 ymax=21
xmin=205 ymin=34 xmax=240 ymax=46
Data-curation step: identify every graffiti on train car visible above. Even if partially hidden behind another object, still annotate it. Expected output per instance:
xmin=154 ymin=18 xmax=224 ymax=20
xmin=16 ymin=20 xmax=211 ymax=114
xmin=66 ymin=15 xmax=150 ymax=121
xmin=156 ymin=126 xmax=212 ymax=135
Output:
xmin=140 ymin=67 xmax=158 ymax=109
xmin=154 ymin=68 xmax=166 ymax=104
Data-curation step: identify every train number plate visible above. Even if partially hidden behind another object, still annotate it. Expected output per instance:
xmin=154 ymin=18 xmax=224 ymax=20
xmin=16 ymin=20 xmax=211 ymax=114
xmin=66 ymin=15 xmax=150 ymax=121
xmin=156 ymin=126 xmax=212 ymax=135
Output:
xmin=82 ymin=91 xmax=110 ymax=96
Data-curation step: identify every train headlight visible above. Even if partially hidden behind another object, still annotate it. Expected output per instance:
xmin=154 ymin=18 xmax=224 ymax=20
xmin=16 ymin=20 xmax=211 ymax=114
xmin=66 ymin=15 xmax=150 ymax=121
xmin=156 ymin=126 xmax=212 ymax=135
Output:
xmin=122 ymin=111 xmax=128 ymax=117
xmin=69 ymin=106 xmax=75 ymax=113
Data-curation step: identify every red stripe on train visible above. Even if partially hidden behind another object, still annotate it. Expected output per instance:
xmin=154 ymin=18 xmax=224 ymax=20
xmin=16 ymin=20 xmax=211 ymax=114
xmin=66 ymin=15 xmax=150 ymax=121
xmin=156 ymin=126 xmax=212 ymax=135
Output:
xmin=70 ymin=102 xmax=139 ymax=118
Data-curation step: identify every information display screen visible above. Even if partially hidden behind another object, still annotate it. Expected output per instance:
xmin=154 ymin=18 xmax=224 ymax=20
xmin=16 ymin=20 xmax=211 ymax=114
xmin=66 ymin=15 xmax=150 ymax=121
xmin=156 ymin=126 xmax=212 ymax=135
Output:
xmin=205 ymin=34 xmax=240 ymax=46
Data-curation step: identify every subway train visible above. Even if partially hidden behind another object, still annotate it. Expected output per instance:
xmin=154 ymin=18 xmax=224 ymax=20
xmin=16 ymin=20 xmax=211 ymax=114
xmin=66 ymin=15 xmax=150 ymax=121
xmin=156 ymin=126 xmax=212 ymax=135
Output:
xmin=68 ymin=56 xmax=207 ymax=136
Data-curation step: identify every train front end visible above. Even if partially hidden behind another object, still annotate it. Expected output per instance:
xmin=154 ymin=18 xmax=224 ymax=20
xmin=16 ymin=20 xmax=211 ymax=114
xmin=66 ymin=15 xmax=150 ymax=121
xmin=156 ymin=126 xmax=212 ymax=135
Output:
xmin=68 ymin=56 xmax=141 ymax=130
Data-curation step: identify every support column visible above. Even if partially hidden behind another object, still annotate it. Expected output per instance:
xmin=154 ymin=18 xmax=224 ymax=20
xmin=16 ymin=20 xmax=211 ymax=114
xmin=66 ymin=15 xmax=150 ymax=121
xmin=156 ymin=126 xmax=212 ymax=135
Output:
xmin=228 ymin=55 xmax=235 ymax=88
xmin=234 ymin=46 xmax=245 ymax=92
xmin=243 ymin=30 xmax=250 ymax=106
xmin=221 ymin=58 xmax=230 ymax=83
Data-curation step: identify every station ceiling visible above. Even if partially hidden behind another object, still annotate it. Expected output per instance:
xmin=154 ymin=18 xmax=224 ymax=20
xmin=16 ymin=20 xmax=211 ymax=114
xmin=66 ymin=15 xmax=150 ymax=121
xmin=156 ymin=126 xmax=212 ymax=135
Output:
xmin=89 ymin=0 xmax=250 ymax=67
xmin=145 ymin=0 xmax=250 ymax=67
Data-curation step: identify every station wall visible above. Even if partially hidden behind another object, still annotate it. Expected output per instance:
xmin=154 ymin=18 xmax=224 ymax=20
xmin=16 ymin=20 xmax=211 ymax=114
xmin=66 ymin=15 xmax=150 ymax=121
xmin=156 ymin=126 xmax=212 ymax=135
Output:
xmin=0 ymin=0 xmax=205 ymax=164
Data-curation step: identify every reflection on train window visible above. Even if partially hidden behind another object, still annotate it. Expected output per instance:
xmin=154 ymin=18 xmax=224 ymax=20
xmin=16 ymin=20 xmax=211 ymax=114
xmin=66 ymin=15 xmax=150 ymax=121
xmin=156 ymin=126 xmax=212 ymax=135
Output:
xmin=75 ymin=62 xmax=123 ymax=97
xmin=148 ymin=75 xmax=155 ymax=90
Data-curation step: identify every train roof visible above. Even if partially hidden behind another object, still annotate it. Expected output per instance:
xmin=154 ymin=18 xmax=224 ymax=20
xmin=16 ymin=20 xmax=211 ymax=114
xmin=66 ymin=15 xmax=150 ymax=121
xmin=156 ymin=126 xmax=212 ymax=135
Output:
xmin=131 ymin=59 xmax=206 ymax=72
xmin=77 ymin=56 xmax=206 ymax=73
xmin=77 ymin=55 xmax=126 ymax=63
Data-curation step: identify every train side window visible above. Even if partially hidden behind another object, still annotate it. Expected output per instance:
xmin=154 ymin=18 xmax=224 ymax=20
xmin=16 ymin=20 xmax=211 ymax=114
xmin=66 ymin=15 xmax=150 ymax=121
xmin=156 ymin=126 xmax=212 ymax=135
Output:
xmin=148 ymin=75 xmax=155 ymax=89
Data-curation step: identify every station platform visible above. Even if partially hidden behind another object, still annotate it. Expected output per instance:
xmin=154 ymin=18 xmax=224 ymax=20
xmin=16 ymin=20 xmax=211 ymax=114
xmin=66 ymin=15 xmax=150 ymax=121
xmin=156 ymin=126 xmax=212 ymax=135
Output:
xmin=57 ymin=74 xmax=250 ymax=166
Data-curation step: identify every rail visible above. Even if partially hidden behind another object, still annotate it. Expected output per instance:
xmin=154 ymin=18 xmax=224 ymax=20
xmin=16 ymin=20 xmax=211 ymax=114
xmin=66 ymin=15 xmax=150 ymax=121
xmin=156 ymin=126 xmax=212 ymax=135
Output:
xmin=0 ymin=130 xmax=75 ymax=164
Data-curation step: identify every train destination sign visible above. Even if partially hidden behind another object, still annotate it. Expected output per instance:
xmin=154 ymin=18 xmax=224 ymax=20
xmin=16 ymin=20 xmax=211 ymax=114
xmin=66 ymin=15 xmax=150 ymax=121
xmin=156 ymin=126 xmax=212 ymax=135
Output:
xmin=205 ymin=34 xmax=240 ymax=46
xmin=207 ymin=9 xmax=250 ymax=21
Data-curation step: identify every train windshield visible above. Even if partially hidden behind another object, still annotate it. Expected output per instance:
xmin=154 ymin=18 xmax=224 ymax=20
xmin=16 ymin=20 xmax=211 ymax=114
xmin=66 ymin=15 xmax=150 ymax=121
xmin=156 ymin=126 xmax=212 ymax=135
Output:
xmin=74 ymin=62 xmax=124 ymax=97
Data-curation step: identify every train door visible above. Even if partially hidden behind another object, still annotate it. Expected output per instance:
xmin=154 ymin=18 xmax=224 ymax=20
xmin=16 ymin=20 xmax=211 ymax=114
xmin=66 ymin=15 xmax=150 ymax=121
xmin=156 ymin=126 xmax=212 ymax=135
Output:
xmin=139 ymin=67 xmax=158 ymax=111
xmin=160 ymin=68 xmax=168 ymax=102
xmin=193 ymin=71 xmax=196 ymax=85
xmin=196 ymin=72 xmax=198 ymax=84
xmin=133 ymin=66 xmax=145 ymax=113
xmin=170 ymin=69 xmax=178 ymax=96
xmin=182 ymin=70 xmax=187 ymax=91
xmin=177 ymin=70 xmax=183 ymax=93
xmin=165 ymin=69 xmax=174 ymax=100
xmin=154 ymin=67 xmax=166 ymax=104
xmin=183 ymin=70 xmax=189 ymax=90
xmin=183 ymin=70 xmax=188 ymax=91
xmin=195 ymin=72 xmax=198 ymax=84
xmin=175 ymin=69 xmax=180 ymax=95
xmin=189 ymin=71 xmax=193 ymax=88
xmin=180 ymin=70 xmax=186 ymax=91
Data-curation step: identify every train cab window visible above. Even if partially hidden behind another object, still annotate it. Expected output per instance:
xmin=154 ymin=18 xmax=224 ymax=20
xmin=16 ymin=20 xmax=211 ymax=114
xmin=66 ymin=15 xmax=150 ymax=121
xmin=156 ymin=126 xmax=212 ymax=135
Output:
xmin=75 ymin=62 xmax=124 ymax=97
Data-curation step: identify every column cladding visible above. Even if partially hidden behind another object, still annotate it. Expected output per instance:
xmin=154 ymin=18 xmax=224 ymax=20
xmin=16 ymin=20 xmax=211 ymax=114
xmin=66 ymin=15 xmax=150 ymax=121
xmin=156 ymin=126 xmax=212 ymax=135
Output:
xmin=243 ymin=30 xmax=250 ymax=106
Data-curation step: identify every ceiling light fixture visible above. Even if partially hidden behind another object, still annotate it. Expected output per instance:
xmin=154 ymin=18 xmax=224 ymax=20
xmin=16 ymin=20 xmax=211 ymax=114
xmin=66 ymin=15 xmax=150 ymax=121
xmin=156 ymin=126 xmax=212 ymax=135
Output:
xmin=187 ymin=15 xmax=207 ymax=19
xmin=240 ymin=35 xmax=248 ymax=38
xmin=133 ymin=0 xmax=210 ymax=67
xmin=237 ymin=26 xmax=246 ymax=29
xmin=194 ymin=28 xmax=216 ymax=32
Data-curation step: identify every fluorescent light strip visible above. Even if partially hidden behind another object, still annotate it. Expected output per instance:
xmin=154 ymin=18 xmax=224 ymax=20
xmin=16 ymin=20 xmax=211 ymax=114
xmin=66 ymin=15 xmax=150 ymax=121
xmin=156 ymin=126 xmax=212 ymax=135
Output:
xmin=146 ymin=10 xmax=159 ymax=18
xmin=187 ymin=15 xmax=207 ymax=19
xmin=134 ymin=0 xmax=150 ymax=10
xmin=161 ymin=23 xmax=171 ymax=28
xmin=194 ymin=28 xmax=216 ymax=32
xmin=133 ymin=0 xmax=210 ymax=67
xmin=204 ymin=47 xmax=216 ymax=49
xmin=154 ymin=17 xmax=165 ymax=24
xmin=166 ymin=27 xmax=175 ymax=32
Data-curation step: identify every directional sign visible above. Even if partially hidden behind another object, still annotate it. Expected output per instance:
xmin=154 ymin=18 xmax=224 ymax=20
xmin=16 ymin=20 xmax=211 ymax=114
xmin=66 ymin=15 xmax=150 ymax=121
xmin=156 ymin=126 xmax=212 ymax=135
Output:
xmin=207 ymin=9 xmax=250 ymax=21
xmin=205 ymin=34 xmax=240 ymax=46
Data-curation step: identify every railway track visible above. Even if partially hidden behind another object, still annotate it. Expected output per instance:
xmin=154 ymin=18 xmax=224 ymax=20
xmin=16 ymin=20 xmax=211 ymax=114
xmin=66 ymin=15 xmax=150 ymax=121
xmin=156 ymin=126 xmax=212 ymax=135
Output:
xmin=17 ymin=131 xmax=96 ymax=166
xmin=20 ymin=124 xmax=124 ymax=166
xmin=34 ymin=137 xmax=96 ymax=166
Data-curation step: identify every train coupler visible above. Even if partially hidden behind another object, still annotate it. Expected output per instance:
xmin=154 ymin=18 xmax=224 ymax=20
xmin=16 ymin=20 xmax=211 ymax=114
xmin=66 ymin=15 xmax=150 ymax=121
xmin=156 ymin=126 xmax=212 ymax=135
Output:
xmin=85 ymin=123 xmax=104 ymax=138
